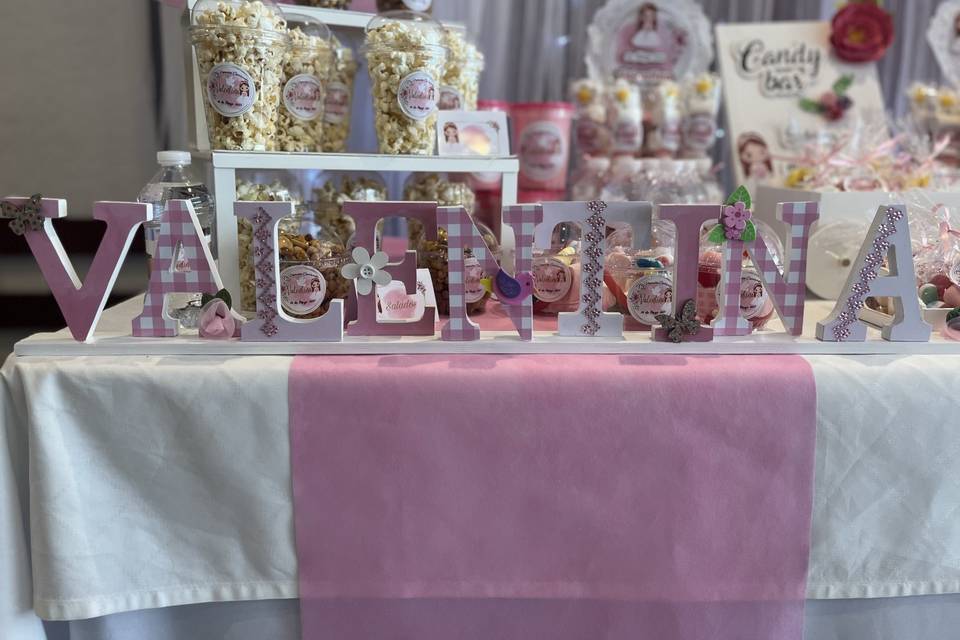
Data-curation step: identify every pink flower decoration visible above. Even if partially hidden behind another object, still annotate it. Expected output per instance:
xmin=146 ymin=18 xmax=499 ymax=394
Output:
xmin=723 ymin=201 xmax=752 ymax=232
xmin=199 ymin=298 xmax=237 ymax=340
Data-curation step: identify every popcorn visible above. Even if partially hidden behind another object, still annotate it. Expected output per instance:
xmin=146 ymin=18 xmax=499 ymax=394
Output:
xmin=320 ymin=38 xmax=358 ymax=153
xmin=312 ymin=174 xmax=388 ymax=242
xmin=276 ymin=24 xmax=333 ymax=152
xmin=191 ymin=0 xmax=287 ymax=151
xmin=403 ymin=172 xmax=475 ymax=245
xmin=364 ymin=15 xmax=447 ymax=154
xmin=439 ymin=29 xmax=483 ymax=111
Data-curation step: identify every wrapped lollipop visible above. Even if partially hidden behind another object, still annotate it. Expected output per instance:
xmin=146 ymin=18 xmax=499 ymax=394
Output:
xmin=680 ymin=73 xmax=721 ymax=158
xmin=606 ymin=78 xmax=643 ymax=156
xmin=644 ymin=81 xmax=681 ymax=157
xmin=569 ymin=78 xmax=610 ymax=157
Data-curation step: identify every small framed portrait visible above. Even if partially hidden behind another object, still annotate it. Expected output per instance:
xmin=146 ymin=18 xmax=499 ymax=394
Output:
xmin=435 ymin=111 xmax=511 ymax=157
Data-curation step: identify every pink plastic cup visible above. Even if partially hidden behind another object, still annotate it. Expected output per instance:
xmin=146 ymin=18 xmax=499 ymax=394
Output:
xmin=512 ymin=102 xmax=574 ymax=192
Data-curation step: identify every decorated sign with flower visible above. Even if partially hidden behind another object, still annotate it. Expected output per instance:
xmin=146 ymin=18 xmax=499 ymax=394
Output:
xmin=707 ymin=186 xmax=756 ymax=243
xmin=341 ymin=247 xmax=392 ymax=295
xmin=830 ymin=0 xmax=894 ymax=63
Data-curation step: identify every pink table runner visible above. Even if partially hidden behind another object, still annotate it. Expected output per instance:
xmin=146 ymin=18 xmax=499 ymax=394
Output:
xmin=290 ymin=355 xmax=817 ymax=640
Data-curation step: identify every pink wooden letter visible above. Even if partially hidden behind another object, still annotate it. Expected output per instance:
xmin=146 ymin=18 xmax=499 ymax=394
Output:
xmin=654 ymin=204 xmax=718 ymax=343
xmin=132 ymin=199 xmax=226 ymax=337
xmin=343 ymin=201 xmax=437 ymax=337
xmin=2 ymin=197 xmax=150 ymax=342
xmin=235 ymin=201 xmax=343 ymax=342
xmin=439 ymin=203 xmax=542 ymax=341
xmin=712 ymin=202 xmax=819 ymax=336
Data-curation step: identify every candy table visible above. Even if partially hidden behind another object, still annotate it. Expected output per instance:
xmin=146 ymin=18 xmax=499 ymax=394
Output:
xmin=4 ymin=297 xmax=960 ymax=640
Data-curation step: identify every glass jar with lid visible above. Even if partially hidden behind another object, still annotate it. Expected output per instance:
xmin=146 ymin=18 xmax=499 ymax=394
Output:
xmin=276 ymin=13 xmax=333 ymax=152
xmin=418 ymin=219 xmax=500 ymax=316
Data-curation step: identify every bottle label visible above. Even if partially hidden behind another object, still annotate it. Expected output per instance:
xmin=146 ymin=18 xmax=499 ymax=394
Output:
xmin=438 ymin=85 xmax=464 ymax=110
xmin=280 ymin=264 xmax=326 ymax=316
xmin=464 ymin=256 xmax=486 ymax=303
xmin=533 ymin=257 xmax=573 ymax=303
xmin=283 ymin=74 xmax=324 ymax=121
xmin=519 ymin=121 xmax=567 ymax=182
xmin=206 ymin=63 xmax=257 ymax=117
xmin=403 ymin=0 xmax=432 ymax=10
xmin=323 ymin=81 xmax=351 ymax=124
xmin=627 ymin=272 xmax=673 ymax=324
xmin=397 ymin=71 xmax=439 ymax=120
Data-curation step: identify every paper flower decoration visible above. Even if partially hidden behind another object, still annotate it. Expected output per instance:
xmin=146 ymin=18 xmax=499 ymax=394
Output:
xmin=708 ymin=186 xmax=757 ymax=244
xmin=341 ymin=247 xmax=392 ymax=295
xmin=800 ymin=75 xmax=854 ymax=122
xmin=830 ymin=1 xmax=893 ymax=63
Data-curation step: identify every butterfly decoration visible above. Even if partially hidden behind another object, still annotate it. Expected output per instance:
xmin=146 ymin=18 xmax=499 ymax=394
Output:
xmin=655 ymin=299 xmax=701 ymax=344
xmin=481 ymin=269 xmax=534 ymax=306
xmin=0 ymin=194 xmax=45 ymax=236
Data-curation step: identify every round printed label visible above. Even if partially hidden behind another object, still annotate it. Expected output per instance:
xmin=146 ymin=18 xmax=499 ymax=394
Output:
xmin=280 ymin=264 xmax=326 ymax=316
xmin=282 ymin=74 xmax=324 ymax=121
xmin=627 ymin=272 xmax=673 ymax=324
xmin=519 ymin=121 xmax=567 ymax=182
xmin=612 ymin=118 xmax=642 ymax=152
xmin=323 ymin=81 xmax=351 ymax=124
xmin=713 ymin=268 xmax=769 ymax=319
xmin=397 ymin=71 xmax=439 ymax=121
xmin=680 ymin=113 xmax=717 ymax=150
xmin=206 ymin=63 xmax=257 ymax=117
xmin=533 ymin=257 xmax=573 ymax=302
xmin=464 ymin=257 xmax=486 ymax=303
xmin=438 ymin=85 xmax=464 ymax=110
xmin=402 ymin=0 xmax=432 ymax=10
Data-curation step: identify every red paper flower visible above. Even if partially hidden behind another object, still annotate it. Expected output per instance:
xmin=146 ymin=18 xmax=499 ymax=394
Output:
xmin=830 ymin=2 xmax=894 ymax=63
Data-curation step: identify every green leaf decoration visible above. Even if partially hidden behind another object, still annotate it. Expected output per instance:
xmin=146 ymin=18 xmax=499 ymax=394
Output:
xmin=707 ymin=224 xmax=727 ymax=244
xmin=832 ymin=74 xmax=854 ymax=95
xmin=214 ymin=288 xmax=233 ymax=310
xmin=725 ymin=185 xmax=752 ymax=210
xmin=799 ymin=98 xmax=822 ymax=113
xmin=740 ymin=220 xmax=757 ymax=243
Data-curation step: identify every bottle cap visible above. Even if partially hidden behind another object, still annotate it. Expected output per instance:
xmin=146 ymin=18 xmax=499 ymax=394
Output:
xmin=157 ymin=151 xmax=191 ymax=166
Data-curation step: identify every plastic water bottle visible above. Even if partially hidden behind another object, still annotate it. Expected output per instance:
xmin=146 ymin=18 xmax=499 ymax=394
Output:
xmin=138 ymin=151 xmax=215 ymax=325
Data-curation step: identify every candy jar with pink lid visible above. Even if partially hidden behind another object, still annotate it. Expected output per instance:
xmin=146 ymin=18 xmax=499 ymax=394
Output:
xmin=276 ymin=13 xmax=333 ymax=152
xmin=364 ymin=11 xmax=447 ymax=155
xmin=532 ymin=223 xmax=581 ymax=315
xmin=514 ymin=102 xmax=575 ymax=191
xmin=190 ymin=0 xmax=288 ymax=151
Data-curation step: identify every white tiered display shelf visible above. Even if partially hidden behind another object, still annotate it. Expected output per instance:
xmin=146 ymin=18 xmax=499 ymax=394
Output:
xmin=183 ymin=2 xmax=515 ymax=308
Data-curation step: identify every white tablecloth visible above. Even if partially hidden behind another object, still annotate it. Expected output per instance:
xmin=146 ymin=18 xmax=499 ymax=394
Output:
xmin=3 ymin=299 xmax=960 ymax=626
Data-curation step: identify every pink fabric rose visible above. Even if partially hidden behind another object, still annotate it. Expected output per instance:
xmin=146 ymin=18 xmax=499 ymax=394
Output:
xmin=199 ymin=298 xmax=237 ymax=340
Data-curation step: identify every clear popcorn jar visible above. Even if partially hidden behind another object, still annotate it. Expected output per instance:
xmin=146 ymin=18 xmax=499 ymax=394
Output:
xmin=320 ymin=38 xmax=357 ymax=153
xmin=438 ymin=29 xmax=483 ymax=111
xmin=364 ymin=11 xmax=447 ymax=155
xmin=190 ymin=0 xmax=288 ymax=151
xmin=276 ymin=13 xmax=333 ymax=152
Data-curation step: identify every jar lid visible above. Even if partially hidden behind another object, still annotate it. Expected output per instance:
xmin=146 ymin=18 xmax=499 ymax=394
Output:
xmin=191 ymin=0 xmax=286 ymax=34
xmin=157 ymin=150 xmax=191 ymax=166
xmin=283 ymin=12 xmax=332 ymax=50
xmin=365 ymin=10 xmax=446 ymax=52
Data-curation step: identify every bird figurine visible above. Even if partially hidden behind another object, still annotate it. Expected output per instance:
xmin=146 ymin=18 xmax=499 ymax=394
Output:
xmin=480 ymin=268 xmax=534 ymax=306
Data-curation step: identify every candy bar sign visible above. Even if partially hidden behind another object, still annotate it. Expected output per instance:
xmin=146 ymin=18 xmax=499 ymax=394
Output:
xmin=1 ymin=193 xmax=944 ymax=351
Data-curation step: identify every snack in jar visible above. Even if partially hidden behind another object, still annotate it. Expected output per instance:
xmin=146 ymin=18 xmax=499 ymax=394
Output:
xmin=312 ymin=172 xmax=388 ymax=244
xmin=320 ymin=37 xmax=357 ymax=152
xmin=236 ymin=179 xmax=297 ymax=313
xmin=603 ymin=220 xmax=675 ymax=326
xmin=190 ymin=0 xmax=287 ymax=151
xmin=403 ymin=172 xmax=476 ymax=244
xmin=532 ymin=222 xmax=581 ymax=314
xmin=277 ymin=226 xmax=350 ymax=319
xmin=377 ymin=0 xmax=433 ymax=12
xmin=439 ymin=28 xmax=484 ymax=110
xmin=418 ymin=221 xmax=499 ymax=316
xmin=276 ymin=14 xmax=333 ymax=152
xmin=364 ymin=11 xmax=447 ymax=155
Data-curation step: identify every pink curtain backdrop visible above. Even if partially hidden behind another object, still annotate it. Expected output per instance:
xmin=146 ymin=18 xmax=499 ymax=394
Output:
xmin=290 ymin=354 xmax=817 ymax=639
